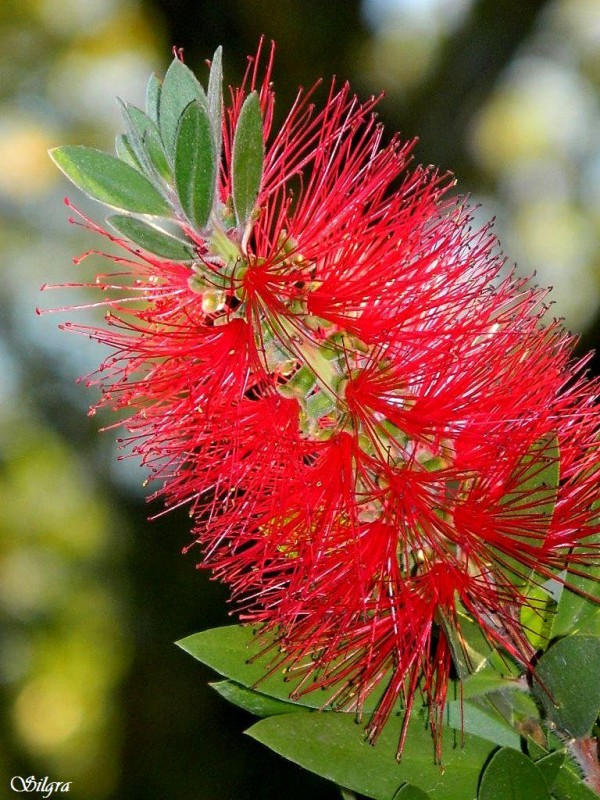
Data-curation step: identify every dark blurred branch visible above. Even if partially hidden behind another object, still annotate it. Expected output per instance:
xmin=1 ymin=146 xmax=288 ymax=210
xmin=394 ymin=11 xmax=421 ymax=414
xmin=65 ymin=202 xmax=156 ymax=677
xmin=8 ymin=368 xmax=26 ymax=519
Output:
xmin=577 ymin=315 xmax=600 ymax=376
xmin=392 ymin=0 xmax=553 ymax=178
xmin=147 ymin=0 xmax=554 ymax=183
xmin=145 ymin=0 xmax=365 ymax=108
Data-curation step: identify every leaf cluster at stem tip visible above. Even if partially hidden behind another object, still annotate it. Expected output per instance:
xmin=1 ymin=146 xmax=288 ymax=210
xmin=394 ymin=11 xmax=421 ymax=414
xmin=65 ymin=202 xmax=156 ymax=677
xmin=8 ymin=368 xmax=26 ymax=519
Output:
xmin=49 ymin=46 xmax=265 ymax=261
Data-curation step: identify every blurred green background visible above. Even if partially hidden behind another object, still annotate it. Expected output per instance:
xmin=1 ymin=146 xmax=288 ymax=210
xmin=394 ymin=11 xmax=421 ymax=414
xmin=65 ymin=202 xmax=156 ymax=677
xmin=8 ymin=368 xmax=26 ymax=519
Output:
xmin=1 ymin=1 xmax=599 ymax=798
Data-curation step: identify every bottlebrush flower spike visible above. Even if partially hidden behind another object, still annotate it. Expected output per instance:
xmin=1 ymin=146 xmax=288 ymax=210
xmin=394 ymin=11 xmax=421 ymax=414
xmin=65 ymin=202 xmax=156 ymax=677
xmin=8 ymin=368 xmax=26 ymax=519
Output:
xmin=44 ymin=42 xmax=600 ymax=758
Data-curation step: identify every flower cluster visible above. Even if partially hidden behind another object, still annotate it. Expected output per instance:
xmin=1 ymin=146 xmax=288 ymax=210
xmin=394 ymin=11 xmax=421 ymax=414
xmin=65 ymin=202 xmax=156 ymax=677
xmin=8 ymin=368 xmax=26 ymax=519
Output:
xmin=46 ymin=42 xmax=600 ymax=756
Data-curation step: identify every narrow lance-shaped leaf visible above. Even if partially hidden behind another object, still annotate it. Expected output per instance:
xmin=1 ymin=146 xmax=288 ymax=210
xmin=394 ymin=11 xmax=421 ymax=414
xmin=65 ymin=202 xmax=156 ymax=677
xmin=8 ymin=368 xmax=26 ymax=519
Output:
xmin=175 ymin=99 xmax=216 ymax=230
xmin=107 ymin=214 xmax=195 ymax=261
xmin=207 ymin=46 xmax=223 ymax=170
xmin=520 ymin=582 xmax=557 ymax=649
xmin=117 ymin=101 xmax=171 ymax=182
xmin=159 ymin=56 xmax=208 ymax=160
xmin=49 ymin=145 xmax=171 ymax=215
xmin=209 ymin=680 xmax=300 ymax=718
xmin=117 ymin=101 xmax=153 ymax=177
xmin=114 ymin=134 xmax=142 ymax=171
xmin=232 ymin=91 xmax=264 ymax=231
xmin=145 ymin=72 xmax=161 ymax=123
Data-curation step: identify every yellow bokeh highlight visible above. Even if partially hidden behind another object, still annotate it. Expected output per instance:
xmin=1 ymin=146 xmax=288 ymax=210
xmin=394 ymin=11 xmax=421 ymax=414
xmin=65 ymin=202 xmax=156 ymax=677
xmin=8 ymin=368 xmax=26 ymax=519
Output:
xmin=26 ymin=0 xmax=121 ymax=35
xmin=471 ymin=63 xmax=592 ymax=174
xmin=0 ymin=547 xmax=67 ymax=617
xmin=14 ymin=675 xmax=85 ymax=750
xmin=0 ymin=423 xmax=111 ymax=560
xmin=0 ymin=415 xmax=130 ymax=798
xmin=0 ymin=115 xmax=58 ymax=199
xmin=554 ymin=0 xmax=600 ymax=51
xmin=515 ymin=201 xmax=595 ymax=268
xmin=368 ymin=26 xmax=439 ymax=92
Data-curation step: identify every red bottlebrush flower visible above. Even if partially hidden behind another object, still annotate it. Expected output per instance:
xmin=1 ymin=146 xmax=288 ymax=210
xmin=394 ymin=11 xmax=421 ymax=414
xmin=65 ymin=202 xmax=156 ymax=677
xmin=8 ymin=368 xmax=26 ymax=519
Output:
xmin=45 ymin=42 xmax=600 ymax=757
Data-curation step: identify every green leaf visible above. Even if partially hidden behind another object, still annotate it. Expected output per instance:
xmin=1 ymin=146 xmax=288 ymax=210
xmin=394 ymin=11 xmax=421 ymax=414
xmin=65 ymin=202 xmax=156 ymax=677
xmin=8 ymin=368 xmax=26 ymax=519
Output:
xmin=207 ymin=45 xmax=223 ymax=163
xmin=501 ymin=690 xmax=546 ymax=747
xmin=114 ymin=134 xmax=142 ymax=171
xmin=551 ymin=764 xmax=600 ymax=800
xmin=210 ymin=680 xmax=300 ymax=717
xmin=551 ymin=535 xmax=600 ymax=640
xmin=497 ymin=434 xmax=560 ymax=586
xmin=393 ymin=785 xmax=430 ymax=799
xmin=460 ymin=671 xmax=523 ymax=701
xmin=146 ymin=72 xmax=161 ymax=123
xmin=118 ymin=101 xmax=171 ymax=181
xmin=159 ymin=56 xmax=207 ymax=159
xmin=445 ymin=698 xmax=521 ymax=749
xmin=174 ymin=99 xmax=216 ymax=229
xmin=177 ymin=625 xmax=307 ymax=704
xmin=441 ymin=606 xmax=517 ymax=681
xmin=553 ymin=579 xmax=600 ymax=640
xmin=478 ymin=748 xmax=551 ymax=800
xmin=50 ymin=145 xmax=171 ymax=215
xmin=232 ymin=91 xmax=264 ymax=230
xmin=450 ymin=680 xmax=545 ymax=751
xmin=520 ymin=584 xmax=557 ymax=650
xmin=502 ymin=433 xmax=559 ymax=521
xmin=532 ymin=634 xmax=600 ymax=738
xmin=177 ymin=625 xmax=389 ymax=713
xmin=107 ymin=215 xmax=195 ymax=261
xmin=534 ymin=751 xmax=565 ymax=790
xmin=246 ymin=712 xmax=495 ymax=800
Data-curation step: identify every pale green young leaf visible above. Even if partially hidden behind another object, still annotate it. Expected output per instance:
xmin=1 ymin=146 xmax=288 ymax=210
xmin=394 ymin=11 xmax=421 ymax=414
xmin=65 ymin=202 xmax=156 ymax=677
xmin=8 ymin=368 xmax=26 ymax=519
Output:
xmin=107 ymin=214 xmax=195 ymax=261
xmin=207 ymin=45 xmax=223 ymax=167
xmin=174 ymin=99 xmax=216 ymax=230
xmin=145 ymin=72 xmax=161 ymax=123
xmin=232 ymin=91 xmax=264 ymax=230
xmin=501 ymin=433 xmax=560 ymax=521
xmin=460 ymin=671 xmax=523 ymax=701
xmin=439 ymin=605 xmax=517 ymax=682
xmin=114 ymin=134 xmax=142 ymax=171
xmin=49 ymin=145 xmax=171 ymax=215
xmin=159 ymin=56 xmax=207 ymax=159
xmin=520 ymin=583 xmax=557 ymax=649
xmin=118 ymin=101 xmax=171 ymax=181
